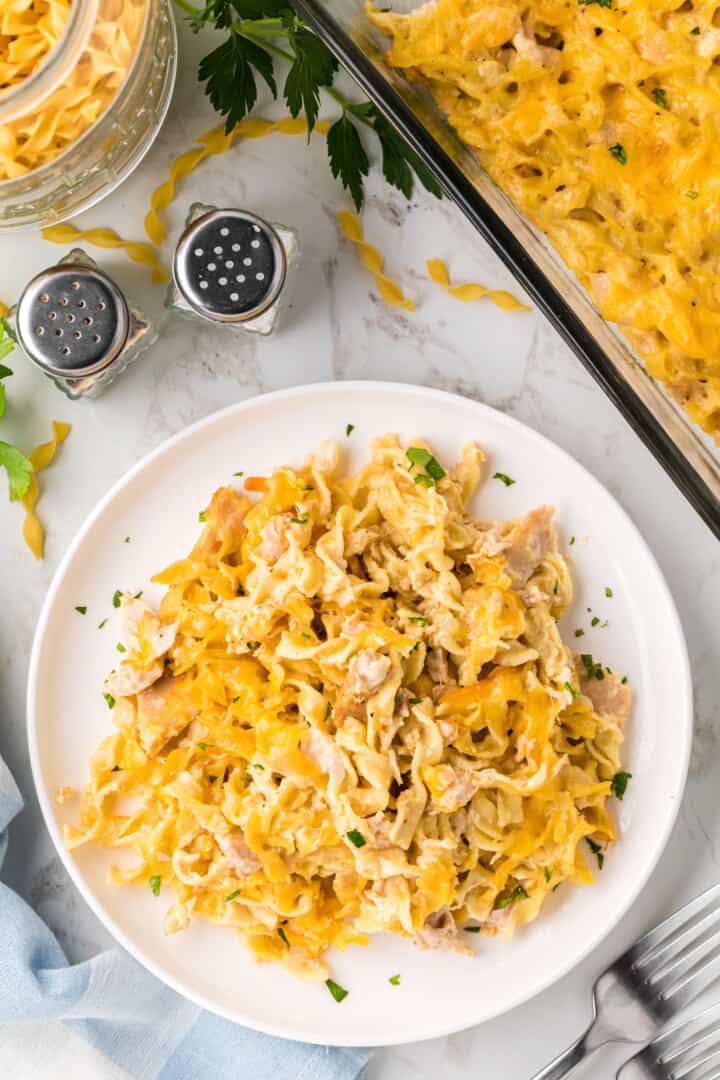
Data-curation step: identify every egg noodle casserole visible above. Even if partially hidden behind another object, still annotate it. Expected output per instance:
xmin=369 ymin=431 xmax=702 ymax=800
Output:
xmin=65 ymin=437 xmax=632 ymax=982
xmin=370 ymin=0 xmax=720 ymax=444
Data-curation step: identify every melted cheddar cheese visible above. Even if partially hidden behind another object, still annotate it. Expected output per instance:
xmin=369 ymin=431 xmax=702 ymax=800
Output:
xmin=65 ymin=437 xmax=630 ymax=980
xmin=370 ymin=0 xmax=720 ymax=442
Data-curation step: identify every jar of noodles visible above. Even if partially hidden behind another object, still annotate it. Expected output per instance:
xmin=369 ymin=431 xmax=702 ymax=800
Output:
xmin=0 ymin=0 xmax=177 ymax=229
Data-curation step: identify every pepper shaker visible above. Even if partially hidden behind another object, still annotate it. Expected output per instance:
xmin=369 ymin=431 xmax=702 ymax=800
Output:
xmin=6 ymin=248 xmax=156 ymax=399
xmin=166 ymin=204 xmax=299 ymax=336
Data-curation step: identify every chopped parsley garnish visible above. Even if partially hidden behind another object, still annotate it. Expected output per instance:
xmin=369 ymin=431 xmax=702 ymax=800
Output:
xmin=579 ymin=0 xmax=612 ymax=7
xmin=324 ymin=701 xmax=333 ymax=722
xmin=133 ymin=590 xmax=143 ymax=599
xmin=413 ymin=473 xmax=434 ymax=488
xmin=591 ymin=616 xmax=600 ymax=627
xmin=544 ymin=866 xmax=552 ymax=883
xmin=291 ymin=510 xmax=310 ymax=524
xmin=492 ymin=472 xmax=516 ymax=487
xmin=103 ymin=692 xmax=115 ymax=709
xmin=297 ymin=482 xmax=314 ymax=491
xmin=123 ymin=536 xmax=130 ymax=543
xmin=225 ymin=888 xmax=241 ymax=902
xmin=608 ymin=143 xmax=627 ymax=165
xmin=586 ymin=837 xmax=604 ymax=869
xmin=389 ymin=973 xmax=401 ymax=984
xmin=278 ymin=926 xmax=290 ymax=947
xmin=112 ymin=589 xmax=122 ymax=608
xmin=652 ymin=87 xmax=668 ymax=109
xmin=464 ymin=926 xmax=481 ymax=933
xmin=346 ymin=829 xmax=366 ymax=848
xmin=408 ymin=697 xmax=422 ymax=705
xmin=580 ymin=653 xmax=604 ymax=680
xmin=406 ymin=447 xmax=446 ymax=482
xmin=208 ymin=774 xmax=218 ymax=783
xmin=231 ymin=695 xmax=240 ymax=703
xmin=325 ymin=978 xmax=349 ymax=1002
xmin=409 ymin=616 xmax=428 ymax=625
xmin=686 ymin=190 xmax=699 ymax=199
xmin=98 ymin=618 xmax=108 ymax=629
xmin=247 ymin=641 xmax=260 ymax=652
xmin=569 ymin=536 xmax=575 ymax=545
xmin=574 ymin=628 xmax=584 ymax=638
xmin=233 ymin=470 xmax=244 ymax=477
xmin=564 ymin=681 xmax=579 ymax=699
xmin=253 ymin=763 xmax=264 ymax=770
xmin=621 ymin=675 xmax=628 ymax=685
xmin=75 ymin=605 xmax=87 ymax=615
xmin=553 ymin=580 xmax=559 ymax=594
xmin=611 ymin=771 xmax=632 ymax=799
xmin=494 ymin=885 xmax=528 ymax=909
xmin=346 ymin=423 xmax=354 ymax=436
xmin=605 ymin=586 xmax=613 ymax=597
xmin=116 ymin=643 xmax=126 ymax=653
xmin=149 ymin=875 xmax=162 ymax=896
xmin=691 ymin=25 xmax=700 ymax=34
xmin=111 ymin=765 xmax=121 ymax=772
xmin=301 ymin=632 xmax=312 ymax=639
xmin=198 ymin=510 xmax=207 ymax=522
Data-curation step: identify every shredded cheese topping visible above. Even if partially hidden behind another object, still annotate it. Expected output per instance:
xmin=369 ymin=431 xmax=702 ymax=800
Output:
xmin=370 ymin=0 xmax=720 ymax=443
xmin=65 ymin=436 xmax=630 ymax=979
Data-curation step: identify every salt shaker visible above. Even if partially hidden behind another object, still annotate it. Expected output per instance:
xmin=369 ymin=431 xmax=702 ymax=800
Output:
xmin=166 ymin=204 xmax=298 ymax=336
xmin=6 ymin=248 xmax=156 ymax=399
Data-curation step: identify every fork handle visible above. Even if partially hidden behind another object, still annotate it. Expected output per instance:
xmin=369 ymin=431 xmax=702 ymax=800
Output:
xmin=532 ymin=1021 xmax=602 ymax=1080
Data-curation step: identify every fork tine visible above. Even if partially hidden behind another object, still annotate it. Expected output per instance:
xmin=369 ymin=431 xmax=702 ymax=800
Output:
xmin=629 ymin=884 xmax=720 ymax=969
xmin=656 ymin=945 xmax=720 ymax=1011
xmin=676 ymin=1046 xmax=720 ymax=1080
xmin=652 ymin=1002 xmax=720 ymax=1061
xmin=647 ymin=921 xmax=720 ymax=986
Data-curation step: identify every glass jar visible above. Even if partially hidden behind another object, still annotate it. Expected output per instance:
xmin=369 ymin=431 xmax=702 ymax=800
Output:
xmin=0 ymin=0 xmax=177 ymax=230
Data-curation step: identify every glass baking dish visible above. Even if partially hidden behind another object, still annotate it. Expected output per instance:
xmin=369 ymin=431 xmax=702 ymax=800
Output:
xmin=293 ymin=0 xmax=720 ymax=539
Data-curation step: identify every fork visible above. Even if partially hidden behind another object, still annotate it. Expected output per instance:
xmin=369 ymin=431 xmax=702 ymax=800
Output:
xmin=532 ymin=881 xmax=720 ymax=1080
xmin=618 ymin=1001 xmax=720 ymax=1079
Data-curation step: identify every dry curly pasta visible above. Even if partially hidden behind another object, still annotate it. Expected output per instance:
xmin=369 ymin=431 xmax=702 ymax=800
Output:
xmin=41 ymin=223 xmax=169 ymax=283
xmin=145 ymin=116 xmax=327 ymax=246
xmin=426 ymin=258 xmax=529 ymax=312
xmin=0 ymin=0 xmax=145 ymax=178
xmin=338 ymin=209 xmax=414 ymax=311
xmin=0 ymin=0 xmax=71 ymax=91
xmin=21 ymin=418 xmax=70 ymax=559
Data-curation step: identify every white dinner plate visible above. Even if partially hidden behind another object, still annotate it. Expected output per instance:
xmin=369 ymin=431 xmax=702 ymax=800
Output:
xmin=28 ymin=381 xmax=692 ymax=1047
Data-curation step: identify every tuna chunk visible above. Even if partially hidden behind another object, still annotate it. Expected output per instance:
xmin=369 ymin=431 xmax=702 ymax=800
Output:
xmin=577 ymin=664 xmax=633 ymax=725
xmin=345 ymin=649 xmax=391 ymax=698
xmin=504 ymin=506 xmax=556 ymax=585
xmin=216 ymin=829 xmax=262 ymax=875
xmin=104 ymin=661 xmax=164 ymax=699
xmin=121 ymin=594 xmax=178 ymax=661
xmin=413 ymin=909 xmax=473 ymax=956
xmin=192 ymin=486 xmax=251 ymax=562
xmin=260 ymin=513 xmax=291 ymax=563
xmin=300 ymin=728 xmax=346 ymax=784
xmin=135 ymin=676 xmax=196 ymax=756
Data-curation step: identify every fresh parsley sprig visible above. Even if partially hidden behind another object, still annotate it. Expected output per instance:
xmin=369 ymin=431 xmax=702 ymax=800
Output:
xmin=175 ymin=0 xmax=443 ymax=210
xmin=0 ymin=325 xmax=34 ymax=503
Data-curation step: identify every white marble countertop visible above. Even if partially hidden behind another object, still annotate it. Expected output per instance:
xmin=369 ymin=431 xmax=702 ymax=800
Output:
xmin=1 ymin=17 xmax=719 ymax=1080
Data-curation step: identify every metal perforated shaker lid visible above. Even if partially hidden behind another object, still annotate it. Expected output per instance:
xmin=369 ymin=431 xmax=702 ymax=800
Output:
xmin=172 ymin=209 xmax=287 ymax=323
xmin=16 ymin=263 xmax=130 ymax=378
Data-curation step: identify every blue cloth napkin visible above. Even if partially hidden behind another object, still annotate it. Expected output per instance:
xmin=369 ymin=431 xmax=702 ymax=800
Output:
xmin=0 ymin=754 xmax=371 ymax=1080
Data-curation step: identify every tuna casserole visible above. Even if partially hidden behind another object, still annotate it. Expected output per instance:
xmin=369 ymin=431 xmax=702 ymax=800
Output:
xmin=65 ymin=436 xmax=631 ymax=981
